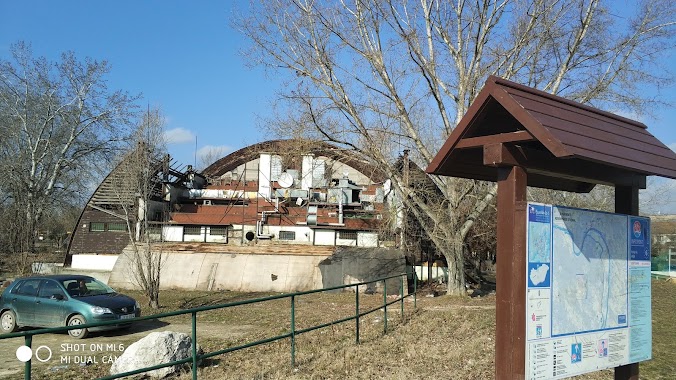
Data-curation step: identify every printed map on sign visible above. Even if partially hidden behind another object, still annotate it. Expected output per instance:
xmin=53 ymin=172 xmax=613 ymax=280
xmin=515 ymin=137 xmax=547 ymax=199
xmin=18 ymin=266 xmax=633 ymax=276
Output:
xmin=551 ymin=207 xmax=628 ymax=336
xmin=527 ymin=204 xmax=552 ymax=288
xmin=529 ymin=221 xmax=551 ymax=264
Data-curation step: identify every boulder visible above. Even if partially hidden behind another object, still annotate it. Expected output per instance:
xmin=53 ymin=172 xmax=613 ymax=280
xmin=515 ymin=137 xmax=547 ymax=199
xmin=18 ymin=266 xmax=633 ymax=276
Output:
xmin=110 ymin=331 xmax=202 ymax=378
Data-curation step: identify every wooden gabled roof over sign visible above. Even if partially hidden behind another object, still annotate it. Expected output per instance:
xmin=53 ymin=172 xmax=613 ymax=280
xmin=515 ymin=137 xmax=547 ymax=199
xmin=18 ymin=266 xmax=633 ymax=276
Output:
xmin=426 ymin=76 xmax=676 ymax=193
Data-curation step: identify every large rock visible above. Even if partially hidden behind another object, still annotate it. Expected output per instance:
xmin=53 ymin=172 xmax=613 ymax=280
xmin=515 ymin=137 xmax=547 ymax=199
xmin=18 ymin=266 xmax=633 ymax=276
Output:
xmin=110 ymin=331 xmax=202 ymax=378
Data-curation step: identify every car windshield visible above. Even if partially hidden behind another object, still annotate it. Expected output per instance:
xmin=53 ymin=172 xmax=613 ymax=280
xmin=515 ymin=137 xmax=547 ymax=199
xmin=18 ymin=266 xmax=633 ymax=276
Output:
xmin=62 ymin=278 xmax=116 ymax=297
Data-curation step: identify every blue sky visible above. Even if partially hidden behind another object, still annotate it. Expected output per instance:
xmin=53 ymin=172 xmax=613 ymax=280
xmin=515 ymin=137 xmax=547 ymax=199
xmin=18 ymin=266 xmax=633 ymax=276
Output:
xmin=0 ymin=1 xmax=277 ymax=168
xmin=1 ymin=1 xmax=675 ymax=211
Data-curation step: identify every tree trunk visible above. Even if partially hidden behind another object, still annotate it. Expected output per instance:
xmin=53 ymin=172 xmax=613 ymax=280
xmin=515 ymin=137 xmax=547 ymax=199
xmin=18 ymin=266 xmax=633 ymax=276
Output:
xmin=445 ymin=238 xmax=466 ymax=295
xmin=148 ymin=292 xmax=160 ymax=310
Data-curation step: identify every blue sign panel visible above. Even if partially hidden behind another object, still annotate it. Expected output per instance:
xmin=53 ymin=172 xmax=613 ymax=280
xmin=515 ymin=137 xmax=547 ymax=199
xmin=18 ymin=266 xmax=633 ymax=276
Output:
xmin=629 ymin=217 xmax=650 ymax=261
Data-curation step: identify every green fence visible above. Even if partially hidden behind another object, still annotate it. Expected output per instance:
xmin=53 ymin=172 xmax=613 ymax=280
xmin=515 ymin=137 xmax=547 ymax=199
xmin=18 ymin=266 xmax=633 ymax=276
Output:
xmin=0 ymin=273 xmax=417 ymax=380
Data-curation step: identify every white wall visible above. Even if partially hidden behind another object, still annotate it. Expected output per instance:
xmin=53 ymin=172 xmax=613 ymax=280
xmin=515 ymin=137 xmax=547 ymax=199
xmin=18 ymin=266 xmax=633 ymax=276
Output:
xmin=163 ymin=226 xmax=184 ymax=242
xmin=265 ymin=225 xmax=313 ymax=243
xmin=71 ymin=254 xmax=119 ymax=271
xmin=336 ymin=237 xmax=357 ymax=246
xmin=205 ymin=227 xmax=228 ymax=243
xmin=183 ymin=226 xmax=205 ymax=242
xmin=314 ymin=230 xmax=335 ymax=245
xmin=301 ymin=154 xmax=314 ymax=190
xmin=258 ymin=153 xmax=272 ymax=200
xmin=163 ymin=224 xmax=376 ymax=248
xmin=413 ymin=265 xmax=448 ymax=282
xmin=357 ymin=232 xmax=379 ymax=247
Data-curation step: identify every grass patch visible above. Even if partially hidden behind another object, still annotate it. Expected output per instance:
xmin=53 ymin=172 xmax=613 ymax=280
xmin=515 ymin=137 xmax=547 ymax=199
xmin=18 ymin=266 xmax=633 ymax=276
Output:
xmin=8 ymin=280 xmax=676 ymax=379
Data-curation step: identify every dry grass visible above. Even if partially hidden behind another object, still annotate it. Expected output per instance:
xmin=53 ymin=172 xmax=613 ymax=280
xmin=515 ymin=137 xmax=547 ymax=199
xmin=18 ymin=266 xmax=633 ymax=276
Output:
xmin=8 ymin=280 xmax=676 ymax=379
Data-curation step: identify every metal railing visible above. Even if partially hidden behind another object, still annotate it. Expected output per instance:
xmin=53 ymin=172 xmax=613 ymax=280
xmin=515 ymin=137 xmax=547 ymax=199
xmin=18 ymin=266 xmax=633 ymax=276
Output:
xmin=1 ymin=273 xmax=417 ymax=380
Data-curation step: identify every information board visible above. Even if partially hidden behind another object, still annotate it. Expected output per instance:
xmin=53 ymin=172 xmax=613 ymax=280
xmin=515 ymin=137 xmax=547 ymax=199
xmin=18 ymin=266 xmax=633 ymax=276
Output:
xmin=525 ymin=203 xmax=651 ymax=379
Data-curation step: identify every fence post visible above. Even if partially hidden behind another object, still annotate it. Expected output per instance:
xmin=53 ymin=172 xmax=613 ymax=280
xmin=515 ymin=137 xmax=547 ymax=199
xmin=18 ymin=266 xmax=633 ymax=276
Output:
xmin=191 ymin=312 xmax=197 ymax=380
xmin=24 ymin=334 xmax=32 ymax=380
xmin=414 ymin=273 xmax=417 ymax=309
xmin=291 ymin=295 xmax=296 ymax=368
xmin=355 ymin=284 xmax=360 ymax=344
xmin=383 ymin=279 xmax=387 ymax=334
xmin=400 ymin=275 xmax=404 ymax=322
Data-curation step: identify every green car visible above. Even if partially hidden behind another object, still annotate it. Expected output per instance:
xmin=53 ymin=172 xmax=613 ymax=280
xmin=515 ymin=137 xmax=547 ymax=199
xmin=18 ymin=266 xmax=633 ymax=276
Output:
xmin=0 ymin=275 xmax=140 ymax=339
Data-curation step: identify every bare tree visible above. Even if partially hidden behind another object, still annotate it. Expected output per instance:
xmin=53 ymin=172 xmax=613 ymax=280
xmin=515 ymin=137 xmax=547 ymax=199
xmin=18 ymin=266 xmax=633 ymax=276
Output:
xmin=0 ymin=41 xmax=138 ymax=270
xmin=237 ymin=0 xmax=675 ymax=294
xmin=639 ymin=178 xmax=676 ymax=215
xmin=197 ymin=145 xmax=230 ymax=171
xmin=112 ymin=108 xmax=168 ymax=309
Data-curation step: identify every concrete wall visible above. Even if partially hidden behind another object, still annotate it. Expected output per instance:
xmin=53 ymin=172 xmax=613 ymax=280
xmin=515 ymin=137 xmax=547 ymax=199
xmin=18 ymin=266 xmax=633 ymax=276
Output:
xmin=316 ymin=231 xmax=378 ymax=247
xmin=315 ymin=230 xmax=335 ymax=245
xmin=318 ymin=247 xmax=406 ymax=295
xmin=357 ymin=232 xmax=378 ymax=247
xmin=266 ymin=225 xmax=313 ymax=244
xmin=109 ymin=250 xmax=327 ymax=292
xmin=71 ymin=254 xmax=119 ymax=271
xmin=183 ymin=226 xmax=205 ymax=242
xmin=108 ymin=245 xmax=406 ymax=294
xmin=336 ymin=236 xmax=357 ymax=246
xmin=164 ymin=226 xmax=183 ymax=242
xmin=205 ymin=227 xmax=228 ymax=243
xmin=33 ymin=263 xmax=112 ymax=283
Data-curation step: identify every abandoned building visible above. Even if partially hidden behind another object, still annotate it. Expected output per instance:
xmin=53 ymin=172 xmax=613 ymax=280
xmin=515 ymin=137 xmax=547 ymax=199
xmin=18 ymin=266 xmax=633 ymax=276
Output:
xmin=63 ymin=140 xmax=408 ymax=292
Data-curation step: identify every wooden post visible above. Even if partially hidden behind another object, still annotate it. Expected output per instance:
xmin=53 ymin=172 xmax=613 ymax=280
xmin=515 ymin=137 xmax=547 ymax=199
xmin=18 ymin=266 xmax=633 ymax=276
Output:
xmin=495 ymin=165 xmax=527 ymax=379
xmin=614 ymin=185 xmax=640 ymax=380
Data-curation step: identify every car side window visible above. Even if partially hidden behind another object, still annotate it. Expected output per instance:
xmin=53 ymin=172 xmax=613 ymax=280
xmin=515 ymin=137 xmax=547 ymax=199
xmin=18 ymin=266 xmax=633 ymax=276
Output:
xmin=12 ymin=279 xmax=41 ymax=296
xmin=38 ymin=280 xmax=65 ymax=299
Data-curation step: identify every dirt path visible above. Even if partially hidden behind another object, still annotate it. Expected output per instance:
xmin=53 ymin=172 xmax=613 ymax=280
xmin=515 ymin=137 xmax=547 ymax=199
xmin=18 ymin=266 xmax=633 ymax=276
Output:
xmin=0 ymin=319 xmax=254 ymax=378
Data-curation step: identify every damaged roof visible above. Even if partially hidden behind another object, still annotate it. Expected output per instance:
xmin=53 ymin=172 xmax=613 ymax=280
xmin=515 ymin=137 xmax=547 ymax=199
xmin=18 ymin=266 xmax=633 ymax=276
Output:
xmin=202 ymin=139 xmax=387 ymax=183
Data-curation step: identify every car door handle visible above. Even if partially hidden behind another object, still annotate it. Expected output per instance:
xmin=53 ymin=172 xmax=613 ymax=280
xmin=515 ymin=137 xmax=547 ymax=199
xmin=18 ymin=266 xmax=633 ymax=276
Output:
xmin=36 ymin=300 xmax=41 ymax=304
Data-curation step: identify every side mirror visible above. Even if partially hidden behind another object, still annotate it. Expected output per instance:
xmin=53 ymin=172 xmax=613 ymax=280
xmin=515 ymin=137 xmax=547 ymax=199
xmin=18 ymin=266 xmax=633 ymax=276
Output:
xmin=51 ymin=294 xmax=65 ymax=301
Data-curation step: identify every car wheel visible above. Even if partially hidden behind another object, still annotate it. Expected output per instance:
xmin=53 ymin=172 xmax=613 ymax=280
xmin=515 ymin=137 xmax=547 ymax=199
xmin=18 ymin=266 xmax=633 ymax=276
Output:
xmin=67 ymin=314 xmax=89 ymax=339
xmin=1 ymin=310 xmax=18 ymax=333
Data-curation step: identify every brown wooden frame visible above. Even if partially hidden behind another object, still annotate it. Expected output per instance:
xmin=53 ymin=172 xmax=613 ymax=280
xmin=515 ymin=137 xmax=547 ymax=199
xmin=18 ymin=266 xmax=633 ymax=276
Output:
xmin=428 ymin=76 xmax=676 ymax=380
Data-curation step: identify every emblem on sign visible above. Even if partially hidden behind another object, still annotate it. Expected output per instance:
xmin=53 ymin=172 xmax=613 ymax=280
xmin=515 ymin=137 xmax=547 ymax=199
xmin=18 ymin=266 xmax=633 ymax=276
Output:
xmin=633 ymin=220 xmax=642 ymax=238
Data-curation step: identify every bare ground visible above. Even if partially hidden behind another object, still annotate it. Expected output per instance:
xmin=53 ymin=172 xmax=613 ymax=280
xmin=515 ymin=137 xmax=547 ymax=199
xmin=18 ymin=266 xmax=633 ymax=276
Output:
xmin=2 ymin=281 xmax=674 ymax=379
xmin=0 ymin=319 xmax=255 ymax=379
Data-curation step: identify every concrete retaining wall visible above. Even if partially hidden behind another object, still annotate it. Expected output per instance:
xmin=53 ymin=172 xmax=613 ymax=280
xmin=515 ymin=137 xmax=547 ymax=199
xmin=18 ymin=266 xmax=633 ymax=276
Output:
xmin=33 ymin=263 xmax=112 ymax=283
xmin=109 ymin=250 xmax=327 ymax=292
xmin=108 ymin=246 xmax=406 ymax=294
xmin=71 ymin=254 xmax=119 ymax=271
xmin=318 ymin=247 xmax=406 ymax=295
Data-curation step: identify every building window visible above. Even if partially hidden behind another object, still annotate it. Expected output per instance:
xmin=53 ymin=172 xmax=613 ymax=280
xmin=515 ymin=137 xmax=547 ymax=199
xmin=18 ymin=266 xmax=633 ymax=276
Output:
xmin=107 ymin=223 xmax=127 ymax=232
xmin=338 ymin=231 xmax=357 ymax=240
xmin=184 ymin=226 xmax=201 ymax=235
xmin=279 ymin=231 xmax=296 ymax=241
xmin=89 ymin=222 xmax=105 ymax=232
xmin=210 ymin=227 xmax=227 ymax=236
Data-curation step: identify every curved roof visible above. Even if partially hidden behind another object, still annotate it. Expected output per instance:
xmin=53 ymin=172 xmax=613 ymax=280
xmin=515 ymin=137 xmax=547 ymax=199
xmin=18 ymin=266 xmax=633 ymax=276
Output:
xmin=64 ymin=146 xmax=171 ymax=264
xmin=427 ymin=76 xmax=676 ymax=192
xmin=202 ymin=139 xmax=387 ymax=182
